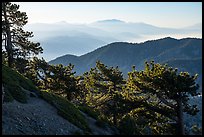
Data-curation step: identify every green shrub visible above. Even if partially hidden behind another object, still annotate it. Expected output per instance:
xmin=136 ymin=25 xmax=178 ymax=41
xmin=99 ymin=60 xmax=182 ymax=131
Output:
xmin=6 ymin=85 xmax=28 ymax=103
xmin=2 ymin=64 xmax=39 ymax=103
xmin=3 ymin=87 xmax=14 ymax=102
xmin=118 ymin=115 xmax=139 ymax=135
xmin=2 ymin=64 xmax=38 ymax=91
xmin=78 ymin=105 xmax=99 ymax=120
xmin=95 ymin=119 xmax=107 ymax=128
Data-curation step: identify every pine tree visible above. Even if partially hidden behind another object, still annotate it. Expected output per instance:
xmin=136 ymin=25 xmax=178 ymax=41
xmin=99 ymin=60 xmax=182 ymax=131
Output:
xmin=27 ymin=57 xmax=51 ymax=88
xmin=2 ymin=2 xmax=43 ymax=68
xmin=127 ymin=61 xmax=200 ymax=135
xmin=48 ymin=63 xmax=79 ymax=101
xmin=83 ymin=61 xmax=126 ymax=126
xmin=28 ymin=57 xmax=79 ymax=101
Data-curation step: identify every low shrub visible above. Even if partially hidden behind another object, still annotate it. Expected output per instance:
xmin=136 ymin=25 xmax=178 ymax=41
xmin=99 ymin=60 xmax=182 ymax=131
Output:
xmin=3 ymin=87 xmax=14 ymax=102
xmin=6 ymin=85 xmax=28 ymax=103
xmin=118 ymin=115 xmax=139 ymax=135
xmin=2 ymin=64 xmax=39 ymax=103
xmin=78 ymin=105 xmax=99 ymax=120
xmin=95 ymin=119 xmax=107 ymax=128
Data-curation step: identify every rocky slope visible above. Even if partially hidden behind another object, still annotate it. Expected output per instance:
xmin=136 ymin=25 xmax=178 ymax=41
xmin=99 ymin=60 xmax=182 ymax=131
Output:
xmin=2 ymin=65 xmax=117 ymax=135
xmin=2 ymin=94 xmax=116 ymax=135
xmin=2 ymin=97 xmax=81 ymax=135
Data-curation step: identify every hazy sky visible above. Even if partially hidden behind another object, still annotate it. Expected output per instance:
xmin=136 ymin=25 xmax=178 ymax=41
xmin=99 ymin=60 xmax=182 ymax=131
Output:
xmin=15 ymin=2 xmax=202 ymax=28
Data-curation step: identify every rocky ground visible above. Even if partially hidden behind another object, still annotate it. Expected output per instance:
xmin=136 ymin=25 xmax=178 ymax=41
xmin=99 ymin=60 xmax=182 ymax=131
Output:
xmin=2 ymin=95 xmax=116 ymax=135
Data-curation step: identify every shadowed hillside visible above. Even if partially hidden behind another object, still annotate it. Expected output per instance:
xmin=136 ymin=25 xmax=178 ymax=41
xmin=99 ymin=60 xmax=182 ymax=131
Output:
xmin=49 ymin=37 xmax=202 ymax=84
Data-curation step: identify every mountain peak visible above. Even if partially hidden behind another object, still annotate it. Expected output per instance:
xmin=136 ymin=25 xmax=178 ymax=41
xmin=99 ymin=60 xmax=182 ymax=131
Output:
xmin=54 ymin=21 xmax=68 ymax=24
xmin=95 ymin=19 xmax=125 ymax=24
xmin=161 ymin=37 xmax=177 ymax=40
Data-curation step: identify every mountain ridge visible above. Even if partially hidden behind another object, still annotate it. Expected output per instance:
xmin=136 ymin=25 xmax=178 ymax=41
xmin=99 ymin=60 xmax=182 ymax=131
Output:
xmin=25 ymin=20 xmax=201 ymax=61
xmin=49 ymin=37 xmax=202 ymax=79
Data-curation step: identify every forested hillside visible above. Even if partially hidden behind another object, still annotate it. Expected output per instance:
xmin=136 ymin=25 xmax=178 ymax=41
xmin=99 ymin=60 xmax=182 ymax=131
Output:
xmin=49 ymin=37 xmax=202 ymax=92
xmin=49 ymin=37 xmax=201 ymax=74
xmin=2 ymin=2 xmax=202 ymax=135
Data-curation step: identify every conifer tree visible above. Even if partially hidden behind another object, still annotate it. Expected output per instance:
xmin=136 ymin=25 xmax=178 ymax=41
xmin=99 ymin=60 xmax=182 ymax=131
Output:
xmin=127 ymin=61 xmax=200 ymax=135
xmin=27 ymin=57 xmax=51 ymax=88
xmin=2 ymin=2 xmax=43 ymax=68
xmin=28 ymin=57 xmax=79 ymax=101
xmin=48 ymin=63 xmax=79 ymax=101
xmin=83 ymin=61 xmax=126 ymax=126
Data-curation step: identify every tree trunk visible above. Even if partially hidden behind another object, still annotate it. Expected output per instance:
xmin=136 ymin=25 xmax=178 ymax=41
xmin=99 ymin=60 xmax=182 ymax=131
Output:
xmin=113 ymin=111 xmax=117 ymax=126
xmin=2 ymin=84 xmax=5 ymax=104
xmin=177 ymin=97 xmax=184 ymax=135
xmin=113 ymin=84 xmax=117 ymax=126
xmin=2 ymin=2 xmax=13 ymax=67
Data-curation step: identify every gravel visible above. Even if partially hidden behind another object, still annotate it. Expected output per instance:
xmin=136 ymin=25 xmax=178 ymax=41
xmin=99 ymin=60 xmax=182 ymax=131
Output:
xmin=2 ymin=93 xmax=117 ymax=135
xmin=2 ymin=97 xmax=82 ymax=135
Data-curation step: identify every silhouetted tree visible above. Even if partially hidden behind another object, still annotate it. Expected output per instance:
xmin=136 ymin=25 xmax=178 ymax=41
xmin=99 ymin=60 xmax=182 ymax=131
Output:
xmin=27 ymin=57 xmax=79 ymax=101
xmin=2 ymin=2 xmax=43 ymax=68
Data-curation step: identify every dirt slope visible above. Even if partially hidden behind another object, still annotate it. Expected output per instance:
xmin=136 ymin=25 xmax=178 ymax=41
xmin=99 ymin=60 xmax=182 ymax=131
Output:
xmin=2 ymin=95 xmax=117 ymax=135
xmin=2 ymin=97 xmax=82 ymax=135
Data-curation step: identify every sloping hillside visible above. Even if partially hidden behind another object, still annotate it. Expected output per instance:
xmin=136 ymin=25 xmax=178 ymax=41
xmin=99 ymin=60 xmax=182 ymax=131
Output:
xmin=2 ymin=97 xmax=81 ymax=135
xmin=2 ymin=65 xmax=117 ymax=135
xmin=163 ymin=58 xmax=202 ymax=92
xmin=49 ymin=37 xmax=202 ymax=87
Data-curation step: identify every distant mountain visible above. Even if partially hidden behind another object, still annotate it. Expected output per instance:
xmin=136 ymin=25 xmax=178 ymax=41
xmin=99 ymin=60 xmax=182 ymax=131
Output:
xmin=95 ymin=19 xmax=126 ymax=24
xmin=91 ymin=20 xmax=201 ymax=36
xmin=49 ymin=37 xmax=202 ymax=89
xmin=163 ymin=58 xmax=202 ymax=92
xmin=49 ymin=54 xmax=79 ymax=67
xmin=182 ymin=23 xmax=202 ymax=30
xmin=25 ymin=19 xmax=201 ymax=61
xmin=40 ymin=35 xmax=106 ymax=58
